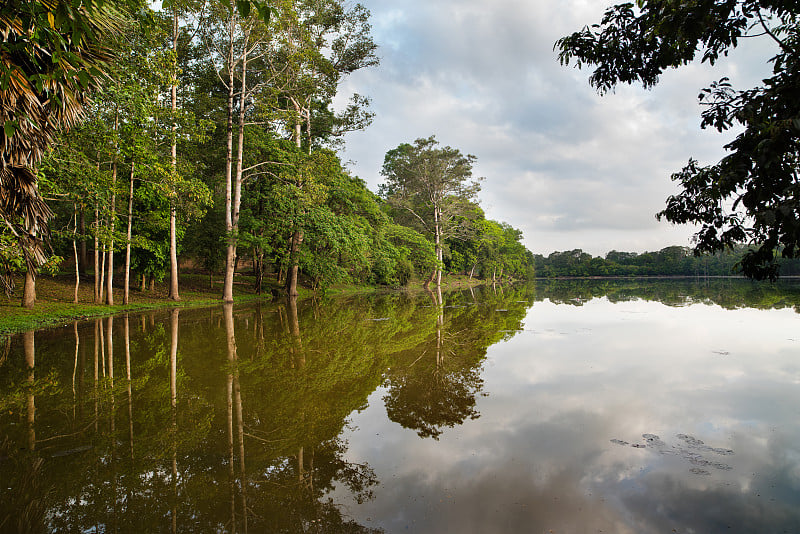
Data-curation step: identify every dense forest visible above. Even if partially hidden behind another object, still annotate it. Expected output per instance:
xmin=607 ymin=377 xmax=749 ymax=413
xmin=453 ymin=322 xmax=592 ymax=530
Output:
xmin=1 ymin=0 xmax=535 ymax=308
xmin=534 ymin=246 xmax=800 ymax=278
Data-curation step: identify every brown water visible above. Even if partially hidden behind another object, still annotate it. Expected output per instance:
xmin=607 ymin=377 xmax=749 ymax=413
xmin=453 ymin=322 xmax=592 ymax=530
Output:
xmin=1 ymin=280 xmax=799 ymax=533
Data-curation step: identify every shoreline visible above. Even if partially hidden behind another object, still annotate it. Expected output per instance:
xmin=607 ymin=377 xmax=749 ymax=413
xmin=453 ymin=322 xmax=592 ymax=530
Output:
xmin=0 ymin=272 xmax=491 ymax=335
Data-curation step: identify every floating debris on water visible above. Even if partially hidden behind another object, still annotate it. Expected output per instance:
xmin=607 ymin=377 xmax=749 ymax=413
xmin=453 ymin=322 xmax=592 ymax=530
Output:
xmin=712 ymin=350 xmax=730 ymax=356
xmin=690 ymin=467 xmax=711 ymax=476
xmin=609 ymin=433 xmax=735 ymax=474
xmin=643 ymin=433 xmax=666 ymax=448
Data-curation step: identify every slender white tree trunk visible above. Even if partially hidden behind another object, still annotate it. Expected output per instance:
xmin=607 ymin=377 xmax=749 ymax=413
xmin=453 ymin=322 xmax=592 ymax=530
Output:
xmin=73 ymin=208 xmax=79 ymax=304
xmin=222 ymin=15 xmax=238 ymax=303
xmin=107 ymin=110 xmax=119 ymax=306
xmin=169 ymin=7 xmax=180 ymax=301
xmin=230 ymin=24 xmax=249 ymax=299
xmin=434 ymin=205 xmax=442 ymax=287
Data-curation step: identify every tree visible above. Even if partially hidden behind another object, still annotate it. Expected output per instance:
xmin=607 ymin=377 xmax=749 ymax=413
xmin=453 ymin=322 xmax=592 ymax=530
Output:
xmin=381 ymin=136 xmax=483 ymax=287
xmin=261 ymin=0 xmax=378 ymax=296
xmin=556 ymin=1 xmax=800 ymax=280
xmin=1 ymin=0 xmax=118 ymax=307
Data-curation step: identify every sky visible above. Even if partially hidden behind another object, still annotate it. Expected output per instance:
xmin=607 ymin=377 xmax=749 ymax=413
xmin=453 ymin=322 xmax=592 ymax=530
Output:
xmin=334 ymin=0 xmax=778 ymax=257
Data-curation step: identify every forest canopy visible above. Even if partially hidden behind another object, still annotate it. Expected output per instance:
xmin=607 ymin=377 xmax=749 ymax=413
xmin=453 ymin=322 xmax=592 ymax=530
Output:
xmin=0 ymin=0 xmax=535 ymax=308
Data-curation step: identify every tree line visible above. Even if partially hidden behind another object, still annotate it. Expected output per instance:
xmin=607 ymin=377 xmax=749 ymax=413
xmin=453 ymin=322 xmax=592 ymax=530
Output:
xmin=0 ymin=0 xmax=534 ymax=309
xmin=534 ymin=246 xmax=800 ymax=278
xmin=557 ymin=0 xmax=800 ymax=280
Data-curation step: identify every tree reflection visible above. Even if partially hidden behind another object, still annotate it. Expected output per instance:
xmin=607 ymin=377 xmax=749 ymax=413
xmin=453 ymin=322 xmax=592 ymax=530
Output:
xmin=0 ymin=288 xmax=534 ymax=532
xmin=534 ymin=278 xmax=800 ymax=311
xmin=383 ymin=286 xmax=530 ymax=439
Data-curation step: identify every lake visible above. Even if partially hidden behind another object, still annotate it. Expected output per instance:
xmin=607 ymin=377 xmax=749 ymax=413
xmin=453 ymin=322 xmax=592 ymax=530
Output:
xmin=1 ymin=279 xmax=799 ymax=533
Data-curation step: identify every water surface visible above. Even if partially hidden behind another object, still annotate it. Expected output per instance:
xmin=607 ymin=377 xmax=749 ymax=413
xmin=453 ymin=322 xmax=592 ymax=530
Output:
xmin=1 ymin=280 xmax=799 ymax=533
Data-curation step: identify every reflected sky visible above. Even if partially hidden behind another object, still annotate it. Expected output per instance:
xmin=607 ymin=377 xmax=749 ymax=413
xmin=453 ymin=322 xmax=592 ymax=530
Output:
xmin=334 ymin=296 xmax=800 ymax=533
xmin=2 ymin=282 xmax=799 ymax=533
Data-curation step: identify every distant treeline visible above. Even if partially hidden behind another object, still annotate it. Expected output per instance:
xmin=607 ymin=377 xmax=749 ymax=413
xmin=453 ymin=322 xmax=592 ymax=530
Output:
xmin=532 ymin=246 xmax=800 ymax=278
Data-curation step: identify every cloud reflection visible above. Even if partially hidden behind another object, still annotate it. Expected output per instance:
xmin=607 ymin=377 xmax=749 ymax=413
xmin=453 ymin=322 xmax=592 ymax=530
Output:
xmin=335 ymin=294 xmax=800 ymax=533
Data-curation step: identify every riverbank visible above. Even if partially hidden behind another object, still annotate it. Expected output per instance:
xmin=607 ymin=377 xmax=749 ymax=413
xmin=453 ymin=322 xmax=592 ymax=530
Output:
xmin=0 ymin=272 xmax=490 ymax=334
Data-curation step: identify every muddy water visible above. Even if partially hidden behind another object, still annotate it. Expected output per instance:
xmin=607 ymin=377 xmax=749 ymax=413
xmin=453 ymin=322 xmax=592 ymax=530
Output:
xmin=1 ymin=280 xmax=799 ymax=533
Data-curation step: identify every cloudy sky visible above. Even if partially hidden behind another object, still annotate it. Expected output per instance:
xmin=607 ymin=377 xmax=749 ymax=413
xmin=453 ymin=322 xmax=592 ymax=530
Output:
xmin=335 ymin=0 xmax=777 ymax=256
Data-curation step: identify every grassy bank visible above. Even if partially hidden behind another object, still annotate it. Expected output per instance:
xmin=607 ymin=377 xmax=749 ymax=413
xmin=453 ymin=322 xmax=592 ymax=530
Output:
xmin=0 ymin=273 xmax=269 ymax=334
xmin=0 ymin=272 xmax=490 ymax=334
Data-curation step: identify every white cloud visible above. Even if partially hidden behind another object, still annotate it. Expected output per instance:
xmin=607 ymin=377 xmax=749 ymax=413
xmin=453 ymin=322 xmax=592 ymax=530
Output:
xmin=336 ymin=0 xmax=778 ymax=256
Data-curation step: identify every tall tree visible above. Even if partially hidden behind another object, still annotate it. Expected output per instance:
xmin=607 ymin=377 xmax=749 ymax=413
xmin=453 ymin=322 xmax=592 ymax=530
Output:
xmin=557 ymin=1 xmax=800 ymax=280
xmin=261 ymin=0 xmax=378 ymax=296
xmin=0 ymin=0 xmax=117 ymax=307
xmin=202 ymin=2 xmax=274 ymax=302
xmin=381 ymin=136 xmax=483 ymax=287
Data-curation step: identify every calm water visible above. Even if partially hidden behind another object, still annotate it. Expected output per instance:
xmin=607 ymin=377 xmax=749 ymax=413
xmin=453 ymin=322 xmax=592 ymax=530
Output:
xmin=1 ymin=280 xmax=799 ymax=533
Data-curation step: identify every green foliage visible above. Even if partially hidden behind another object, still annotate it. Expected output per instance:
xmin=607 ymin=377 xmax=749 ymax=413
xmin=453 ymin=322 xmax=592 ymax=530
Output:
xmin=557 ymin=0 xmax=800 ymax=280
xmin=27 ymin=0 xmax=534 ymax=299
xmin=532 ymin=245 xmax=800 ymax=277
xmin=380 ymin=136 xmax=482 ymax=242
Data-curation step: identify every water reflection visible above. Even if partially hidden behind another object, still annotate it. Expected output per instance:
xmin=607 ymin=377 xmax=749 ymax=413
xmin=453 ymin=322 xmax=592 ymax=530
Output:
xmin=0 ymin=280 xmax=799 ymax=533
xmin=383 ymin=285 xmax=529 ymax=439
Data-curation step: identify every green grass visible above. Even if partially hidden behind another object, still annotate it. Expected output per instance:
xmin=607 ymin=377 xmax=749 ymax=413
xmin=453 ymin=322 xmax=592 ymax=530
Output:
xmin=0 ymin=271 xmax=489 ymax=334
xmin=0 ymin=272 xmax=269 ymax=334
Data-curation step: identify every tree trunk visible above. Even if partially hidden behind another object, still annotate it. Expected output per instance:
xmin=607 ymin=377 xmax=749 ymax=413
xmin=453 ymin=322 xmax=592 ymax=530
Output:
xmin=124 ymin=162 xmax=134 ymax=305
xmin=434 ymin=205 xmax=442 ymax=287
xmin=286 ymin=229 xmax=304 ymax=297
xmin=223 ymin=23 xmax=250 ymax=302
xmin=222 ymin=14 xmax=238 ymax=303
xmin=94 ymin=207 xmax=101 ymax=303
xmin=99 ymin=247 xmax=106 ymax=304
xmin=169 ymin=6 xmax=180 ymax=302
xmin=73 ymin=208 xmax=80 ymax=304
xmin=79 ymin=209 xmax=87 ymax=276
xmin=254 ymin=247 xmax=263 ymax=294
xmin=169 ymin=206 xmax=180 ymax=301
xmin=285 ymin=104 xmax=305 ymax=297
xmin=22 ymin=268 xmax=36 ymax=309
xmin=423 ymin=268 xmax=435 ymax=289
xmin=106 ymin=106 xmax=119 ymax=306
